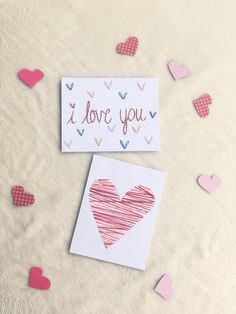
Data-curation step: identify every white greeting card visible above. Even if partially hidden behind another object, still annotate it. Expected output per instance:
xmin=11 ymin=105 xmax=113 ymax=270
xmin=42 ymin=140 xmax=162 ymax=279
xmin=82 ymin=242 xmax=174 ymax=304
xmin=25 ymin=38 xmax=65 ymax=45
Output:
xmin=61 ymin=78 xmax=159 ymax=152
xmin=70 ymin=155 xmax=167 ymax=270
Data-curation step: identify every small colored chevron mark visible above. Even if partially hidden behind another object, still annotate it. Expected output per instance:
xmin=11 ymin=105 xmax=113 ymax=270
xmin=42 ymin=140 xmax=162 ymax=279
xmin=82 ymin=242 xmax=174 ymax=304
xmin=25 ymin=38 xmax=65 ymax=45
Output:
xmin=69 ymin=103 xmax=76 ymax=109
xmin=144 ymin=136 xmax=153 ymax=145
xmin=137 ymin=82 xmax=146 ymax=91
xmin=66 ymin=83 xmax=74 ymax=90
xmin=120 ymin=140 xmax=129 ymax=149
xmin=87 ymin=90 xmax=95 ymax=98
xmin=132 ymin=125 xmax=141 ymax=134
xmin=107 ymin=124 xmax=116 ymax=132
xmin=77 ymin=129 xmax=85 ymax=136
xmin=118 ymin=92 xmax=127 ymax=100
xmin=64 ymin=140 xmax=72 ymax=148
xmin=94 ymin=137 xmax=102 ymax=146
xmin=149 ymin=111 xmax=157 ymax=118
xmin=104 ymin=80 xmax=113 ymax=90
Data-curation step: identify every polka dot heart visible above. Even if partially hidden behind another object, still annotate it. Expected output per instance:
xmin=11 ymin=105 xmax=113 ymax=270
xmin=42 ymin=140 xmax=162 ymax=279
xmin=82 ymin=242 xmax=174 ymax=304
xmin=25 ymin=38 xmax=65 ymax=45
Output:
xmin=193 ymin=94 xmax=213 ymax=118
xmin=12 ymin=186 xmax=35 ymax=207
xmin=116 ymin=37 xmax=139 ymax=56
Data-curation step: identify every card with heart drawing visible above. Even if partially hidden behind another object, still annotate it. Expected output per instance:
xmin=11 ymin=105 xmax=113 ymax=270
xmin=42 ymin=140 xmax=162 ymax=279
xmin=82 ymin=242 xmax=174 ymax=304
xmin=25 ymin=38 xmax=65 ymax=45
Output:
xmin=70 ymin=155 xmax=167 ymax=270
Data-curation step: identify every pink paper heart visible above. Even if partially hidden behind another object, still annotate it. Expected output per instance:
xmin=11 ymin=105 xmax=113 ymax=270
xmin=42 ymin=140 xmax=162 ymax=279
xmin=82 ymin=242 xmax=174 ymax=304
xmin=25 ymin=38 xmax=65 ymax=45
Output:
xmin=89 ymin=179 xmax=155 ymax=248
xmin=18 ymin=69 xmax=44 ymax=88
xmin=12 ymin=186 xmax=35 ymax=207
xmin=29 ymin=267 xmax=51 ymax=290
xmin=168 ymin=60 xmax=191 ymax=80
xmin=193 ymin=94 xmax=212 ymax=118
xmin=155 ymin=274 xmax=173 ymax=301
xmin=116 ymin=37 xmax=139 ymax=56
xmin=197 ymin=175 xmax=221 ymax=193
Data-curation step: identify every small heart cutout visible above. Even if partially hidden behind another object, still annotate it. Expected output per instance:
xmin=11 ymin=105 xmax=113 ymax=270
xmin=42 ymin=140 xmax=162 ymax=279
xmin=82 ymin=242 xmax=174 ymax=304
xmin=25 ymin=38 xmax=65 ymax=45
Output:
xmin=12 ymin=186 xmax=35 ymax=207
xmin=29 ymin=267 xmax=51 ymax=290
xmin=197 ymin=175 xmax=221 ymax=193
xmin=116 ymin=37 xmax=139 ymax=56
xmin=18 ymin=69 xmax=44 ymax=88
xmin=168 ymin=60 xmax=191 ymax=80
xmin=155 ymin=274 xmax=173 ymax=301
xmin=193 ymin=94 xmax=212 ymax=118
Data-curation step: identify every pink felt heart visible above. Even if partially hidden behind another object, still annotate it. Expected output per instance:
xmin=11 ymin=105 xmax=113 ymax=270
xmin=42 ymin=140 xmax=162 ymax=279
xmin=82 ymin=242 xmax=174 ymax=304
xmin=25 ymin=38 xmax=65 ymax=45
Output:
xmin=197 ymin=175 xmax=221 ymax=193
xmin=193 ymin=94 xmax=212 ymax=118
xmin=168 ymin=60 xmax=191 ymax=80
xmin=116 ymin=37 xmax=139 ymax=56
xmin=155 ymin=274 xmax=173 ymax=301
xmin=29 ymin=267 xmax=51 ymax=290
xmin=18 ymin=69 xmax=44 ymax=88
xmin=89 ymin=179 xmax=155 ymax=248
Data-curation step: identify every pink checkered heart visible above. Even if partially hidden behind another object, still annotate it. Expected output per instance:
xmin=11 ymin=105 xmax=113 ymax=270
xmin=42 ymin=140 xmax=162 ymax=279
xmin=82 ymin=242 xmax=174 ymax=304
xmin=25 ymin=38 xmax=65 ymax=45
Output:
xmin=168 ymin=60 xmax=191 ymax=80
xmin=193 ymin=94 xmax=212 ymax=118
xmin=12 ymin=186 xmax=35 ymax=207
xmin=116 ymin=37 xmax=139 ymax=56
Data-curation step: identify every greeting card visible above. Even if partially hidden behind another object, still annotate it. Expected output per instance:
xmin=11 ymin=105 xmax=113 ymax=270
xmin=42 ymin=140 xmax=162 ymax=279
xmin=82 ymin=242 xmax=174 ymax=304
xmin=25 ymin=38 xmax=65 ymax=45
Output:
xmin=70 ymin=155 xmax=167 ymax=270
xmin=61 ymin=78 xmax=159 ymax=152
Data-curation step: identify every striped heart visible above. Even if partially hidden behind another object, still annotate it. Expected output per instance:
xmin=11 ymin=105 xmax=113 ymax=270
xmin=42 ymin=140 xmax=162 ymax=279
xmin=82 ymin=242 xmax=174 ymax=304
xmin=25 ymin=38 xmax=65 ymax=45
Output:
xmin=89 ymin=179 xmax=155 ymax=248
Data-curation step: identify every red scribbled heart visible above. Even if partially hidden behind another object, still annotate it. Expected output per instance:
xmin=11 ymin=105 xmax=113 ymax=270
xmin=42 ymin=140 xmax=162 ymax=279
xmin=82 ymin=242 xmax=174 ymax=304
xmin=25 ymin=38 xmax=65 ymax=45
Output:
xmin=116 ymin=37 xmax=139 ymax=56
xmin=12 ymin=186 xmax=35 ymax=207
xmin=29 ymin=267 xmax=51 ymax=290
xmin=193 ymin=94 xmax=212 ymax=118
xmin=89 ymin=179 xmax=155 ymax=248
xmin=18 ymin=69 xmax=44 ymax=88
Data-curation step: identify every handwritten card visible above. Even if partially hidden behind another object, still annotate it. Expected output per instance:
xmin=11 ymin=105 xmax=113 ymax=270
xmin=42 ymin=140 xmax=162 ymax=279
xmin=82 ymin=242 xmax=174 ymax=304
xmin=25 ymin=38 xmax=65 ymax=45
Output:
xmin=61 ymin=78 xmax=159 ymax=152
xmin=70 ymin=155 xmax=167 ymax=270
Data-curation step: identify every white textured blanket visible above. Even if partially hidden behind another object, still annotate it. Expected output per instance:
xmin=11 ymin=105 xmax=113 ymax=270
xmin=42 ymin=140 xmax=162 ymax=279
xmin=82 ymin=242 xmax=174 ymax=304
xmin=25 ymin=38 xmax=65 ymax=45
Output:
xmin=0 ymin=0 xmax=235 ymax=313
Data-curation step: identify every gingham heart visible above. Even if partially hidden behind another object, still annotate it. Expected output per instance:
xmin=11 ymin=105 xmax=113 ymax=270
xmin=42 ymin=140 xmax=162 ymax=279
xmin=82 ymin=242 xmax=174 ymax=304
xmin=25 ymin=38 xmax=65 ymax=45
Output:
xmin=193 ymin=94 xmax=212 ymax=118
xmin=116 ymin=37 xmax=139 ymax=56
xmin=12 ymin=186 xmax=35 ymax=207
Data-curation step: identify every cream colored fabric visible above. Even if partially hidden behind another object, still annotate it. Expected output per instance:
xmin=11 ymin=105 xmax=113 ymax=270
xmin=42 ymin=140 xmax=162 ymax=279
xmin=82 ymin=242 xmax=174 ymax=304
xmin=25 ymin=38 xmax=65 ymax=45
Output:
xmin=0 ymin=0 xmax=236 ymax=313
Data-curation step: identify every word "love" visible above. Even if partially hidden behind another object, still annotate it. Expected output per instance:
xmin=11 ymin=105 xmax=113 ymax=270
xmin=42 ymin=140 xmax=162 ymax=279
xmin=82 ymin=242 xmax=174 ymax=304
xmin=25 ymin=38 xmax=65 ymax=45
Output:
xmin=82 ymin=101 xmax=112 ymax=124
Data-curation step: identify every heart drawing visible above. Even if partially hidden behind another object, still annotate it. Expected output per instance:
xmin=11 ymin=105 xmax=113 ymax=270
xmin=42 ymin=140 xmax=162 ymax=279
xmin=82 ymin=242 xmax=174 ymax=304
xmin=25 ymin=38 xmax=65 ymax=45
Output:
xmin=89 ymin=179 xmax=155 ymax=248
xmin=29 ymin=267 xmax=51 ymax=290
xmin=12 ymin=186 xmax=35 ymax=207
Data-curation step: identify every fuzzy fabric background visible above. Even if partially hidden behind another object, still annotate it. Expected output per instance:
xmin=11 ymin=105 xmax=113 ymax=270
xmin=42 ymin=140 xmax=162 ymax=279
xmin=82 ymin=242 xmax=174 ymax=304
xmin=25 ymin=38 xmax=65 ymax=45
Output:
xmin=0 ymin=0 xmax=236 ymax=313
